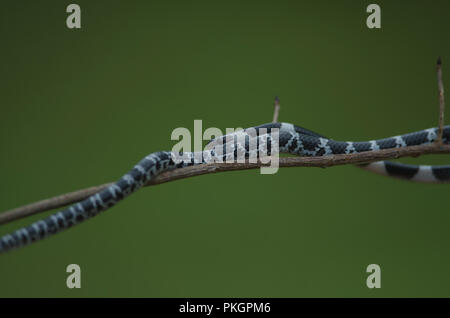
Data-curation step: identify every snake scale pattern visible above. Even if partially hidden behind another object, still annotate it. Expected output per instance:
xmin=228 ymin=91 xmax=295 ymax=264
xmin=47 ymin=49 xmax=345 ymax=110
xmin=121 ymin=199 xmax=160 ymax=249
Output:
xmin=1 ymin=122 xmax=449 ymax=253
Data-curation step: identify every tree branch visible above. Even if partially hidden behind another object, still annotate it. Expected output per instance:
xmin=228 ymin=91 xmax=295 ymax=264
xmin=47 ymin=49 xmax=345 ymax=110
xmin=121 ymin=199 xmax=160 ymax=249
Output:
xmin=0 ymin=59 xmax=447 ymax=226
xmin=1 ymin=142 xmax=449 ymax=225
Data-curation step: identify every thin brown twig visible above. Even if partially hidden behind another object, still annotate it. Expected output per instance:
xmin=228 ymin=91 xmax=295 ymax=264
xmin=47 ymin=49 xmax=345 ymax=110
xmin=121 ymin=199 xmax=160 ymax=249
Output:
xmin=1 ymin=142 xmax=449 ymax=225
xmin=272 ymin=96 xmax=280 ymax=123
xmin=0 ymin=184 xmax=114 ymax=225
xmin=1 ymin=61 xmax=448 ymax=226
xmin=437 ymin=57 xmax=445 ymax=144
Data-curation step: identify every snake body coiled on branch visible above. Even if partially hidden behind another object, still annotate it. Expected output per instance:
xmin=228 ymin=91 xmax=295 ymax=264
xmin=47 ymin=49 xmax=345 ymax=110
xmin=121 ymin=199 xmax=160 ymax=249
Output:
xmin=1 ymin=122 xmax=449 ymax=253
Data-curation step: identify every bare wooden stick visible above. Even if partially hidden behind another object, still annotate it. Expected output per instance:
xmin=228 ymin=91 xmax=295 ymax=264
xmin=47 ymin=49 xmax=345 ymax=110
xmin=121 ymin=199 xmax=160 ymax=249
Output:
xmin=0 ymin=184 xmax=114 ymax=225
xmin=1 ymin=142 xmax=449 ymax=225
xmin=437 ymin=57 xmax=445 ymax=144
xmin=272 ymin=96 xmax=280 ymax=123
xmin=1 ymin=61 xmax=448 ymax=226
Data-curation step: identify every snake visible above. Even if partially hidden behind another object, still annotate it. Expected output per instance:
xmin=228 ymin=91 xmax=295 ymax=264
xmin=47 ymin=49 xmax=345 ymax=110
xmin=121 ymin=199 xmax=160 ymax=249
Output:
xmin=1 ymin=122 xmax=449 ymax=254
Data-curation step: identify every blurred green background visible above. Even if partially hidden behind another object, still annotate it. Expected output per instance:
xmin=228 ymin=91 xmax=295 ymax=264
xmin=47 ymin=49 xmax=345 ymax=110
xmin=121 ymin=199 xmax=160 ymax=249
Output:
xmin=1 ymin=0 xmax=449 ymax=297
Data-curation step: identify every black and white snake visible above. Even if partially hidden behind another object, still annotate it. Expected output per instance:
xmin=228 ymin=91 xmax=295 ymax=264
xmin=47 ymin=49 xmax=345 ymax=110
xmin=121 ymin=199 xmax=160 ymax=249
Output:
xmin=1 ymin=122 xmax=449 ymax=254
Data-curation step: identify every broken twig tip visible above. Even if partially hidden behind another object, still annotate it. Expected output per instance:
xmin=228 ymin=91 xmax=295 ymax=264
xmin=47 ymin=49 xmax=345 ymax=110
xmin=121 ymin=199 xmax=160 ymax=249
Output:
xmin=436 ymin=56 xmax=445 ymax=144
xmin=272 ymin=96 xmax=280 ymax=123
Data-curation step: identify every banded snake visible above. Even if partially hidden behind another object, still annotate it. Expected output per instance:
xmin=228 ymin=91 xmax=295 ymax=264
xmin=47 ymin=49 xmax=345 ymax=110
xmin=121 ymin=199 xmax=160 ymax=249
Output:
xmin=1 ymin=122 xmax=449 ymax=253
